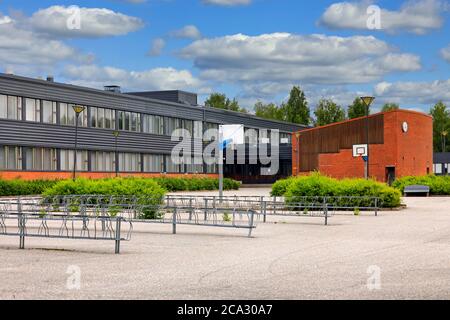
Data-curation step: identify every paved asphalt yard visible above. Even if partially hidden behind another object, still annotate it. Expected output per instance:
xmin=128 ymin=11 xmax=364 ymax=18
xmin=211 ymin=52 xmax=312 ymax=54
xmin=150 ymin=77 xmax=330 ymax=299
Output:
xmin=1 ymin=188 xmax=450 ymax=300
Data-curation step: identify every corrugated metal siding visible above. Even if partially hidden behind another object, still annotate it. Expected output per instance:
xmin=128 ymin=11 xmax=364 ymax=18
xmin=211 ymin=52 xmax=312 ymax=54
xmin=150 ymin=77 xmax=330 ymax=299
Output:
xmin=0 ymin=120 xmax=194 ymax=154
xmin=298 ymin=115 xmax=385 ymax=172
xmin=0 ymin=74 xmax=307 ymax=132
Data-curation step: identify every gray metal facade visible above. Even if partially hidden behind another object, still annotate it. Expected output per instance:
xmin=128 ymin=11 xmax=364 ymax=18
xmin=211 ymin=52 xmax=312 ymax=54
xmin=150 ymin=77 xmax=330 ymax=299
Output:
xmin=0 ymin=73 xmax=306 ymax=157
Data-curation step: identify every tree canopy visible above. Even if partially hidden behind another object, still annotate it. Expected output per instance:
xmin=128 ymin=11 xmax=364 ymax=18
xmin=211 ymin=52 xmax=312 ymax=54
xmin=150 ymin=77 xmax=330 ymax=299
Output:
xmin=381 ymin=103 xmax=400 ymax=112
xmin=348 ymin=98 xmax=369 ymax=119
xmin=204 ymin=93 xmax=247 ymax=113
xmin=284 ymin=86 xmax=310 ymax=125
xmin=314 ymin=99 xmax=346 ymax=126
xmin=430 ymin=102 xmax=450 ymax=152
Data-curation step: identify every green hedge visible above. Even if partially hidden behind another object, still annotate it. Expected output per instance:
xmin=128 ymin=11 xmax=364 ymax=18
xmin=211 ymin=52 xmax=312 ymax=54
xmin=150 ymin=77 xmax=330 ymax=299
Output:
xmin=272 ymin=173 xmax=402 ymax=208
xmin=152 ymin=177 xmax=241 ymax=192
xmin=392 ymin=175 xmax=450 ymax=195
xmin=0 ymin=179 xmax=59 ymax=197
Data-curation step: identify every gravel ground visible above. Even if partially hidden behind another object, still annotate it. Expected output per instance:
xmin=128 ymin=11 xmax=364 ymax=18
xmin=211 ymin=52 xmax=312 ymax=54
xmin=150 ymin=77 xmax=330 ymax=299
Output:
xmin=1 ymin=189 xmax=450 ymax=300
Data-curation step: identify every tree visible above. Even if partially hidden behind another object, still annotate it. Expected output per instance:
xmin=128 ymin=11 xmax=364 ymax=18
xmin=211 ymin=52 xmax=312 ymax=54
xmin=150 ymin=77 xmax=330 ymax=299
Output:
xmin=348 ymin=98 xmax=369 ymax=119
xmin=281 ymin=86 xmax=310 ymax=125
xmin=430 ymin=102 xmax=450 ymax=152
xmin=254 ymin=101 xmax=284 ymax=121
xmin=204 ymin=93 xmax=247 ymax=113
xmin=314 ymin=99 xmax=346 ymax=126
xmin=381 ymin=103 xmax=400 ymax=112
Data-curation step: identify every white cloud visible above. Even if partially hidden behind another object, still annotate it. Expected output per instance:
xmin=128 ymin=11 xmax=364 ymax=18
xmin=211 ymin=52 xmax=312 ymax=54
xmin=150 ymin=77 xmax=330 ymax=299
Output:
xmin=202 ymin=0 xmax=252 ymax=6
xmin=62 ymin=64 xmax=212 ymax=94
xmin=441 ymin=45 xmax=450 ymax=63
xmin=170 ymin=25 xmax=202 ymax=40
xmin=0 ymin=15 xmax=84 ymax=74
xmin=147 ymin=38 xmax=166 ymax=57
xmin=29 ymin=5 xmax=144 ymax=38
xmin=180 ymin=33 xmax=421 ymax=86
xmin=375 ymin=80 xmax=450 ymax=105
xmin=319 ymin=0 xmax=445 ymax=34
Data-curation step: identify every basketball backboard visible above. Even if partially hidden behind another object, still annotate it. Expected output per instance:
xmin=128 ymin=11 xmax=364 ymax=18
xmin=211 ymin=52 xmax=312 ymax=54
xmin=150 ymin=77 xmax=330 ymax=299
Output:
xmin=353 ymin=144 xmax=368 ymax=157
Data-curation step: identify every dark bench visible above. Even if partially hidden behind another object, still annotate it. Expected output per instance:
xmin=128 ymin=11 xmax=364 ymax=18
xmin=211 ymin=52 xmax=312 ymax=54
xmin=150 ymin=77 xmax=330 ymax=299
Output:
xmin=404 ymin=185 xmax=430 ymax=197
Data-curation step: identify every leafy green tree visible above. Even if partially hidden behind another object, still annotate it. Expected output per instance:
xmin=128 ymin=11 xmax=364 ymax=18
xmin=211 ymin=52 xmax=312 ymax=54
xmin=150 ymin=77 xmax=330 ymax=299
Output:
xmin=204 ymin=93 xmax=247 ymax=113
xmin=314 ymin=99 xmax=346 ymax=126
xmin=381 ymin=103 xmax=400 ymax=112
xmin=281 ymin=86 xmax=310 ymax=125
xmin=430 ymin=102 xmax=450 ymax=152
xmin=348 ymin=97 xmax=369 ymax=119
xmin=254 ymin=101 xmax=284 ymax=121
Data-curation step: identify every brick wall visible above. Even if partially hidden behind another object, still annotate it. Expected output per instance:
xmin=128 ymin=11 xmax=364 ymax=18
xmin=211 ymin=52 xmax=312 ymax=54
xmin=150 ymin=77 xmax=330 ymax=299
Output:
xmin=292 ymin=110 xmax=433 ymax=182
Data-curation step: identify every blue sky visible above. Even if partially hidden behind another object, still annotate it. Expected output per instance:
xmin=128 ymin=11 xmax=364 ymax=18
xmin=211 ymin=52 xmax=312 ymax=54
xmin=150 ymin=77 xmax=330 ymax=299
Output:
xmin=1 ymin=0 xmax=449 ymax=113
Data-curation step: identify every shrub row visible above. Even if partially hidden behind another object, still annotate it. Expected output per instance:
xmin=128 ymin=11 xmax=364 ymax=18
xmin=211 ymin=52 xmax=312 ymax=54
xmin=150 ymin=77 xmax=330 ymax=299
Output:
xmin=392 ymin=175 xmax=450 ymax=195
xmin=272 ymin=173 xmax=402 ymax=208
xmin=0 ymin=179 xmax=59 ymax=197
xmin=152 ymin=177 xmax=241 ymax=192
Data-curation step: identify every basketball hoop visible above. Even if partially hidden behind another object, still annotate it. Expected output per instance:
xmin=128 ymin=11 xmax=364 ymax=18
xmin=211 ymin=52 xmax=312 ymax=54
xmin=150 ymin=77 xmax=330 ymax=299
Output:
xmin=353 ymin=144 xmax=368 ymax=158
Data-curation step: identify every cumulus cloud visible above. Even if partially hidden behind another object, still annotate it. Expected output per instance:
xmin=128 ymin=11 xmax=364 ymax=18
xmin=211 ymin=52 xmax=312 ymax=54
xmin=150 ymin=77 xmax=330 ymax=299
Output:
xmin=29 ymin=5 xmax=144 ymax=38
xmin=170 ymin=25 xmax=202 ymax=40
xmin=319 ymin=0 xmax=445 ymax=34
xmin=180 ymin=33 xmax=421 ymax=86
xmin=147 ymin=38 xmax=166 ymax=57
xmin=441 ymin=45 xmax=450 ymax=63
xmin=0 ymin=14 xmax=85 ymax=74
xmin=202 ymin=0 xmax=252 ymax=6
xmin=62 ymin=64 xmax=212 ymax=94
xmin=375 ymin=80 xmax=450 ymax=105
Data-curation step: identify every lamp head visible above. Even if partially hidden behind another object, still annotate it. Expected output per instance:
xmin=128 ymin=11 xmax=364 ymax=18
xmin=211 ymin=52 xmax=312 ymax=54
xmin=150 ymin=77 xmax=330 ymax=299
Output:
xmin=72 ymin=105 xmax=86 ymax=114
xmin=360 ymin=96 xmax=375 ymax=107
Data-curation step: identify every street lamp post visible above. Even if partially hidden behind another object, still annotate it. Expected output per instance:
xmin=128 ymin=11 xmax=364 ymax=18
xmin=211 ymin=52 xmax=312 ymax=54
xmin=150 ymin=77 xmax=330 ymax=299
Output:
xmin=113 ymin=130 xmax=120 ymax=177
xmin=442 ymin=130 xmax=448 ymax=153
xmin=360 ymin=97 xmax=375 ymax=180
xmin=72 ymin=105 xmax=86 ymax=181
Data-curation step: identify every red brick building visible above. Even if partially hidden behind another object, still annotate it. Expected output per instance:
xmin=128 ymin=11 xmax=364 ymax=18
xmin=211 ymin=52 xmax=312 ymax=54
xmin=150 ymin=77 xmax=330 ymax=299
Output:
xmin=292 ymin=110 xmax=433 ymax=183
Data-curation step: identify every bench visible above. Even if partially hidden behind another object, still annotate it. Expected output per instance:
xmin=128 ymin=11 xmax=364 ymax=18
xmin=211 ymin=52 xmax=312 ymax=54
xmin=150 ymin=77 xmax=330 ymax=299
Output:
xmin=404 ymin=185 xmax=430 ymax=197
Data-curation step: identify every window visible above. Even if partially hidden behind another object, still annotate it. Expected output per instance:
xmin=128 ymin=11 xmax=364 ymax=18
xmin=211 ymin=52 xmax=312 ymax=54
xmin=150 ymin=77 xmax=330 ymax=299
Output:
xmin=60 ymin=149 xmax=88 ymax=171
xmin=0 ymin=146 xmax=22 ymax=170
xmin=143 ymin=154 xmax=164 ymax=172
xmin=183 ymin=120 xmax=193 ymax=138
xmin=91 ymin=151 xmax=115 ymax=172
xmin=25 ymin=98 xmax=41 ymax=122
xmin=0 ymin=95 xmax=22 ymax=120
xmin=118 ymin=111 xmax=141 ymax=132
xmin=245 ymin=128 xmax=258 ymax=145
xmin=206 ymin=163 xmax=218 ymax=174
xmin=25 ymin=147 xmax=57 ymax=171
xmin=165 ymin=155 xmax=182 ymax=173
xmin=280 ymin=133 xmax=291 ymax=144
xmin=60 ymin=103 xmax=87 ymax=126
xmin=42 ymin=101 xmax=57 ymax=124
xmin=204 ymin=122 xmax=219 ymax=141
xmin=166 ymin=117 xmax=182 ymax=137
xmin=259 ymin=129 xmax=270 ymax=144
xmin=119 ymin=153 xmax=141 ymax=172
xmin=143 ymin=114 xmax=164 ymax=135
xmin=434 ymin=164 xmax=443 ymax=175
xmin=186 ymin=155 xmax=204 ymax=174
xmin=194 ymin=121 xmax=203 ymax=139
xmin=90 ymin=107 xmax=116 ymax=129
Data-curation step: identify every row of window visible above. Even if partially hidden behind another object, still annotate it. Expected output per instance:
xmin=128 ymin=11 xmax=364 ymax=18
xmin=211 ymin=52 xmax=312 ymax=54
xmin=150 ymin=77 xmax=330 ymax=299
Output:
xmin=434 ymin=163 xmax=450 ymax=175
xmin=0 ymin=93 xmax=293 ymax=143
xmin=0 ymin=146 xmax=217 ymax=174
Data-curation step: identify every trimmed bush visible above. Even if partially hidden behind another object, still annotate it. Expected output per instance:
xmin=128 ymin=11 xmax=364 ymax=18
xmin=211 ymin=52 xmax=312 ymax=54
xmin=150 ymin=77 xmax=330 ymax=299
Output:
xmin=0 ymin=179 xmax=59 ymax=197
xmin=43 ymin=178 xmax=167 ymax=219
xmin=274 ymin=173 xmax=401 ymax=208
xmin=271 ymin=177 xmax=295 ymax=197
xmin=153 ymin=177 xmax=240 ymax=192
xmin=392 ymin=175 xmax=450 ymax=195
